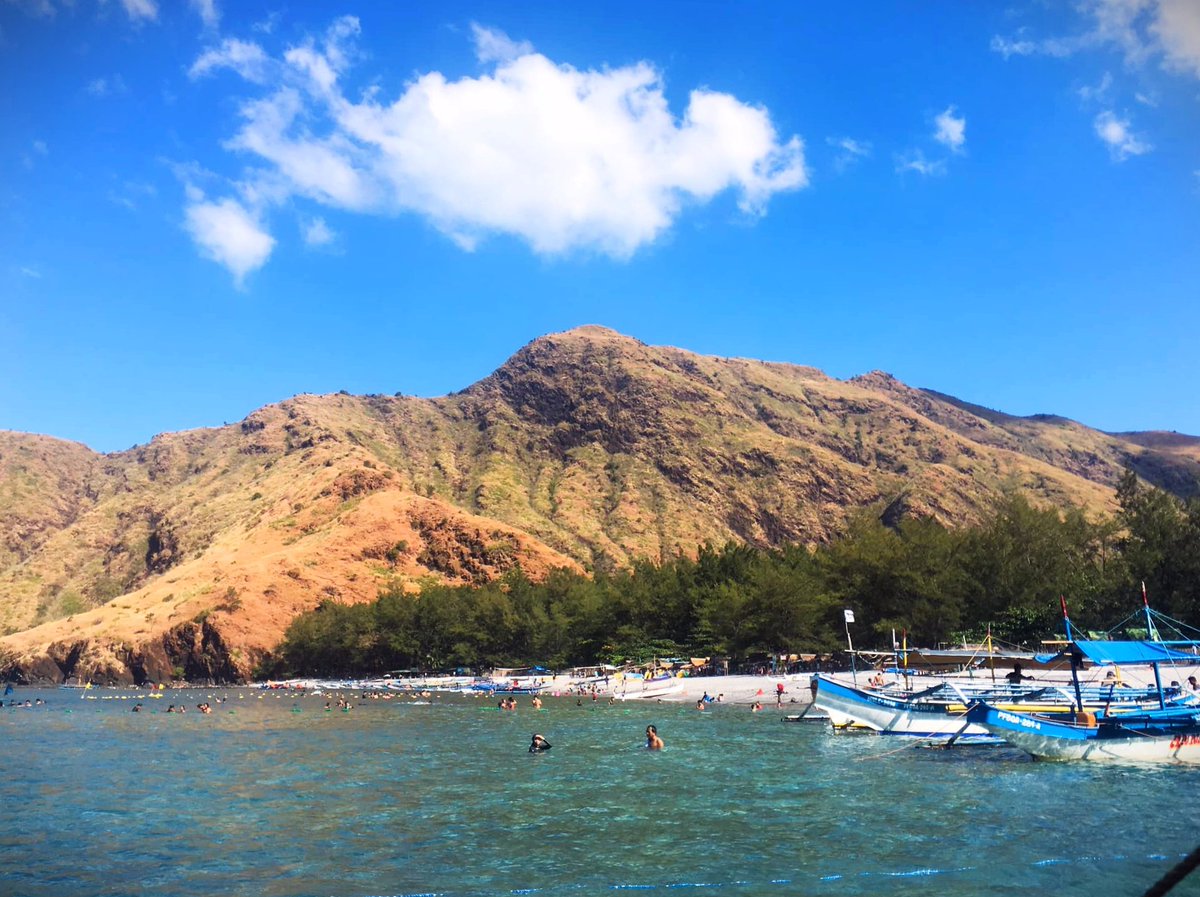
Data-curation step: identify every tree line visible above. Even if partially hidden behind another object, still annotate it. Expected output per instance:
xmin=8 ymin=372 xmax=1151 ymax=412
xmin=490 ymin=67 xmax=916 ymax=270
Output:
xmin=267 ymin=470 xmax=1200 ymax=677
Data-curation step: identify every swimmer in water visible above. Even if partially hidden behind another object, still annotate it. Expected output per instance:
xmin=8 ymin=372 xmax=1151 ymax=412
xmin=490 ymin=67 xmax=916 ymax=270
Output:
xmin=645 ymin=724 xmax=664 ymax=750
xmin=531 ymin=696 xmax=543 ymax=709
xmin=529 ymin=733 xmax=552 ymax=753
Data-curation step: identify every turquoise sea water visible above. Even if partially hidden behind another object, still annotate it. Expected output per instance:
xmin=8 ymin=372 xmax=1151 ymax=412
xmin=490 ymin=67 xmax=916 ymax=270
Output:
xmin=3 ymin=687 xmax=1200 ymax=897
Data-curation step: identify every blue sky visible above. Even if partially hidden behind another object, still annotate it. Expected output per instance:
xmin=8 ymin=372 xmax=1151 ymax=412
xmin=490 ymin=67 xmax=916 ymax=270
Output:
xmin=2 ymin=1 xmax=1198 ymax=454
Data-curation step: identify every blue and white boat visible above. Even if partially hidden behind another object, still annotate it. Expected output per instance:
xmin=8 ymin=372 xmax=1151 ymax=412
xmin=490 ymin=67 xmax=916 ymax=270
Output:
xmin=965 ymin=700 xmax=1200 ymax=763
xmin=811 ymin=672 xmax=1176 ymax=740
xmin=966 ymin=639 xmax=1200 ymax=762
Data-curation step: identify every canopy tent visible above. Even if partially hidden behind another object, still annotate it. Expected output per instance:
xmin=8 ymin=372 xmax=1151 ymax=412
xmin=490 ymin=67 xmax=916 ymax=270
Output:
xmin=1035 ymin=640 xmax=1200 ymax=666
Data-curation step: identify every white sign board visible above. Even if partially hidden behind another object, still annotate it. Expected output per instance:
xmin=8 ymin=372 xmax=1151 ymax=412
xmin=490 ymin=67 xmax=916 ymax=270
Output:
xmin=843 ymin=609 xmax=855 ymax=624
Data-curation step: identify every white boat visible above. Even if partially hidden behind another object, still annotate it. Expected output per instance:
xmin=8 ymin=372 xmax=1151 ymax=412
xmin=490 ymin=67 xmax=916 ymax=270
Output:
xmin=614 ymin=677 xmax=685 ymax=700
xmin=812 ymin=671 xmax=1188 ymax=740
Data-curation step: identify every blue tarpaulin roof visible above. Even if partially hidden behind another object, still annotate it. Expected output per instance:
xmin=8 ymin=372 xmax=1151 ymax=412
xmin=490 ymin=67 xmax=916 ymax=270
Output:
xmin=1035 ymin=640 xmax=1200 ymax=666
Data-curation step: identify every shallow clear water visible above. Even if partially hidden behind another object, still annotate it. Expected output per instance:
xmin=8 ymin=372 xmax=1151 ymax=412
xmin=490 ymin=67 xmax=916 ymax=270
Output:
xmin=3 ymin=687 xmax=1200 ymax=897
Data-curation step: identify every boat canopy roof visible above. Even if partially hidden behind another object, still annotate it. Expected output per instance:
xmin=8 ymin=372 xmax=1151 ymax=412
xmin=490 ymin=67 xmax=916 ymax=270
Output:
xmin=1035 ymin=640 xmax=1200 ymax=666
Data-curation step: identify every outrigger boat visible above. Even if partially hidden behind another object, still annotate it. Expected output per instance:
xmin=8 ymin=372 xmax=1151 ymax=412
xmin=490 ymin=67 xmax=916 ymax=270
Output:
xmin=966 ymin=639 xmax=1200 ymax=762
xmin=812 ymin=672 xmax=1181 ymax=740
xmin=818 ymin=592 xmax=1200 ymax=741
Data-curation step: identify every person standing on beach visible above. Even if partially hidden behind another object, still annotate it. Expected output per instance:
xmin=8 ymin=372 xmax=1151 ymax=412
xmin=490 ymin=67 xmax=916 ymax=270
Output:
xmin=645 ymin=725 xmax=664 ymax=750
xmin=1006 ymin=663 xmax=1033 ymax=685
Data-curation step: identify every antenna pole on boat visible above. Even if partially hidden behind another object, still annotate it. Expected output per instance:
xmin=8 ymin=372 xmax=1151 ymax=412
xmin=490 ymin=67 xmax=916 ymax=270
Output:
xmin=1062 ymin=597 xmax=1084 ymax=713
xmin=987 ymin=624 xmax=996 ymax=684
xmin=844 ymin=609 xmax=857 ymax=686
xmin=902 ymin=629 xmax=910 ymax=690
xmin=1143 ymin=582 xmax=1162 ymax=643
xmin=1141 ymin=584 xmax=1168 ymax=709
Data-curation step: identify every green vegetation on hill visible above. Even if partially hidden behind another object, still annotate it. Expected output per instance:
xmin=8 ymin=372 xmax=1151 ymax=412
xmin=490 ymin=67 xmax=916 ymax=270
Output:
xmin=269 ymin=472 xmax=1200 ymax=677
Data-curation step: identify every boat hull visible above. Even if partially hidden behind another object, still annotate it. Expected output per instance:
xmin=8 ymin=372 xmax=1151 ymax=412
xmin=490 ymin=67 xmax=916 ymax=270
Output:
xmin=967 ymin=702 xmax=1200 ymax=763
xmin=813 ymin=675 xmax=991 ymax=739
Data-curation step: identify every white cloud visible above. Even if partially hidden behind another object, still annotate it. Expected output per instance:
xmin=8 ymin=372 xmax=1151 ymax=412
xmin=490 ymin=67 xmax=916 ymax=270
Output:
xmin=470 ymin=22 xmax=532 ymax=64
xmin=120 ymin=0 xmax=157 ymax=23
xmin=184 ymin=194 xmax=275 ymax=284
xmin=990 ymin=34 xmax=1077 ymax=59
xmin=189 ymin=0 xmax=219 ymax=29
xmin=933 ymin=106 xmax=966 ymax=153
xmin=994 ymin=1 xmax=1200 ymax=79
xmin=302 ymin=216 xmax=335 ymax=246
xmin=1152 ymin=0 xmax=1200 ymax=77
xmin=1094 ymin=110 xmax=1152 ymax=160
xmin=189 ymin=38 xmax=270 ymax=83
xmin=186 ymin=21 xmax=807 ymax=263
xmin=895 ymin=151 xmax=946 ymax=177
xmin=19 ymin=266 xmax=42 ymax=278
xmin=827 ymin=136 xmax=871 ymax=171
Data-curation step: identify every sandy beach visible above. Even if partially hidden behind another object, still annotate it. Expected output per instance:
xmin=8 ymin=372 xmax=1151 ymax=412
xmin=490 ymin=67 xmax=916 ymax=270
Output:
xmin=567 ymin=672 xmax=817 ymax=707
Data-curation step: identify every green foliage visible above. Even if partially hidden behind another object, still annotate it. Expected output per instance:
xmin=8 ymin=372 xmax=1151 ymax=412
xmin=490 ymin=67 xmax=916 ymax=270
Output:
xmin=1113 ymin=466 xmax=1200 ymax=622
xmin=272 ymin=481 xmax=1200 ymax=676
xmin=59 ymin=590 xmax=85 ymax=616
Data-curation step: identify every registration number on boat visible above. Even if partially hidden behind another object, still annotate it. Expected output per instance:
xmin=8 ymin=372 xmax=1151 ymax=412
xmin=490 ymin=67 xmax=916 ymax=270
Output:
xmin=997 ymin=710 xmax=1040 ymax=730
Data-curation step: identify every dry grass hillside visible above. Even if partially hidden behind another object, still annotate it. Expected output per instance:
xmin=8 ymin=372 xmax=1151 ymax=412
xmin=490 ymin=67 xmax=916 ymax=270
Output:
xmin=2 ymin=326 xmax=1196 ymax=684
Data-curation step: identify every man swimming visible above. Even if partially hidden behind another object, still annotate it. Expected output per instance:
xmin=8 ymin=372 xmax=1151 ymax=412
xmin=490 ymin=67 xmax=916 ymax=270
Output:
xmin=529 ymin=734 xmax=552 ymax=753
xmin=645 ymin=725 xmax=664 ymax=750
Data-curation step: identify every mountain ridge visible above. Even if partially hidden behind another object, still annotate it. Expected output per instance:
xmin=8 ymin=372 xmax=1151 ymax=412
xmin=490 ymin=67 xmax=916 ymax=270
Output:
xmin=2 ymin=326 xmax=1196 ymax=684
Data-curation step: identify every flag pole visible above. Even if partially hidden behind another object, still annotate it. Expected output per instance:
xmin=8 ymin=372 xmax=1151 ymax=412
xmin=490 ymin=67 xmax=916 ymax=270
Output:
xmin=844 ymin=608 xmax=857 ymax=686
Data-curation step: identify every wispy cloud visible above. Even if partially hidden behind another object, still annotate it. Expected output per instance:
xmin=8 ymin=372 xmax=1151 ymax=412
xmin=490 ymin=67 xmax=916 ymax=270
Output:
xmin=120 ymin=0 xmax=157 ymax=22
xmin=184 ymin=18 xmax=808 ymax=278
xmin=1077 ymin=71 xmax=1113 ymax=102
xmin=22 ymin=139 xmax=48 ymax=169
xmin=1094 ymin=110 xmax=1152 ymax=160
xmin=19 ymin=266 xmax=42 ymax=278
xmin=993 ymin=0 xmax=1200 ymax=79
xmin=189 ymin=0 xmax=219 ymax=29
xmin=86 ymin=74 xmax=128 ymax=97
xmin=189 ymin=38 xmax=271 ymax=83
xmin=302 ymin=216 xmax=335 ymax=247
xmin=251 ymin=11 xmax=281 ymax=35
xmin=895 ymin=150 xmax=946 ymax=177
xmin=990 ymin=33 xmax=1077 ymax=59
xmin=933 ymin=106 xmax=966 ymax=153
xmin=470 ymin=22 xmax=532 ymax=64
xmin=108 ymin=181 xmax=157 ymax=211
xmin=826 ymin=136 xmax=871 ymax=172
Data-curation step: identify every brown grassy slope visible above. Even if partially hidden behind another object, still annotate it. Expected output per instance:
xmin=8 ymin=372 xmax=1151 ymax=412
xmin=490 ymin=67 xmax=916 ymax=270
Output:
xmin=891 ymin=386 xmax=1200 ymax=497
xmin=1 ymin=325 xmax=1194 ymax=683
xmin=0 ymin=433 xmax=100 ymax=569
